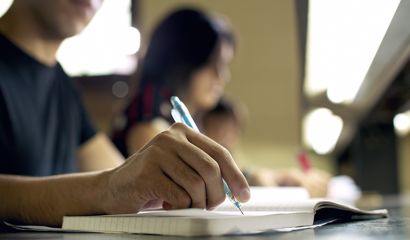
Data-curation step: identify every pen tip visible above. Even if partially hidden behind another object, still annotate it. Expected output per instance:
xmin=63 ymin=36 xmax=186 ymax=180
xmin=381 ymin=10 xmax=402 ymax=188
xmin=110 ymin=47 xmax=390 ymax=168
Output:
xmin=240 ymin=209 xmax=244 ymax=215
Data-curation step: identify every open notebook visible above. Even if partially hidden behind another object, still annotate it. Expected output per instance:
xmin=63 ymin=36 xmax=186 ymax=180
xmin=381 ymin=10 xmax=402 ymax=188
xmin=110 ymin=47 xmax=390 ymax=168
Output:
xmin=59 ymin=187 xmax=387 ymax=237
xmin=7 ymin=187 xmax=388 ymax=237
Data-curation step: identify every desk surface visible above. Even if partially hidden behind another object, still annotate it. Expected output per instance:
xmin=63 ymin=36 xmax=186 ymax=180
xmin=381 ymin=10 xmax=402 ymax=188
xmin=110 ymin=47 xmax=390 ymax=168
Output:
xmin=1 ymin=208 xmax=409 ymax=240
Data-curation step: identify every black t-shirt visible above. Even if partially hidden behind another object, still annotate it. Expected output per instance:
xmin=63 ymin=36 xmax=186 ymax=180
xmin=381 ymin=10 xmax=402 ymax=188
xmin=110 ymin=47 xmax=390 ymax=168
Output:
xmin=0 ymin=33 xmax=96 ymax=176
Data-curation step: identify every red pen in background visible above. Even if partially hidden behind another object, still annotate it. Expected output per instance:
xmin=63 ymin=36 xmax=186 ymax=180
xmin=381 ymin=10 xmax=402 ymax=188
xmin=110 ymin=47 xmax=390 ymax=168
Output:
xmin=297 ymin=149 xmax=312 ymax=172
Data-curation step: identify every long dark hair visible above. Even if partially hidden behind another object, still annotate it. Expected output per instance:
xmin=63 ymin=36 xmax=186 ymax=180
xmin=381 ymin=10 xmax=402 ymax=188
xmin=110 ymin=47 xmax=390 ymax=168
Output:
xmin=136 ymin=8 xmax=235 ymax=120
xmin=141 ymin=8 xmax=234 ymax=94
xmin=113 ymin=8 xmax=235 ymax=157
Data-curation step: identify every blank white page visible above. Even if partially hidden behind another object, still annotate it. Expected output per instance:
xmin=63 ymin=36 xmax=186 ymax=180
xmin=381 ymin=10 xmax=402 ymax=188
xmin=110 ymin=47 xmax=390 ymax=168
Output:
xmin=217 ymin=199 xmax=321 ymax=212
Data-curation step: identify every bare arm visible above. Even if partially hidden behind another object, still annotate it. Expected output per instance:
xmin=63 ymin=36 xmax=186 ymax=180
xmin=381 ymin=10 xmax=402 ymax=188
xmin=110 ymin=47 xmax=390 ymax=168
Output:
xmin=0 ymin=123 xmax=250 ymax=226
xmin=0 ymin=171 xmax=106 ymax=226
xmin=77 ymin=132 xmax=124 ymax=172
xmin=126 ymin=121 xmax=167 ymax=156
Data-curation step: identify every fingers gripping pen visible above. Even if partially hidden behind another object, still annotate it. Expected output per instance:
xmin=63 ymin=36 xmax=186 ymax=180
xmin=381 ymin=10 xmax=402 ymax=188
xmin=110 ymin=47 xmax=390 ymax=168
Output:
xmin=170 ymin=96 xmax=244 ymax=215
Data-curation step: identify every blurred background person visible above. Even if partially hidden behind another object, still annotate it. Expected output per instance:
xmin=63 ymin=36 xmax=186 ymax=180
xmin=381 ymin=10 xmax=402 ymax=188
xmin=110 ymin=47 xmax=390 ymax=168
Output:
xmin=203 ymin=98 xmax=331 ymax=198
xmin=112 ymin=8 xmax=235 ymax=155
xmin=112 ymin=7 xmax=331 ymax=197
xmin=202 ymin=98 xmax=247 ymax=155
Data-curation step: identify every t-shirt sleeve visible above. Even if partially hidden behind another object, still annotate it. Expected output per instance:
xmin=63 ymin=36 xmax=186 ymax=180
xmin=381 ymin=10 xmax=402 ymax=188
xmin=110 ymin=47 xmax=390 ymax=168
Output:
xmin=68 ymin=77 xmax=97 ymax=145
xmin=79 ymin=100 xmax=97 ymax=144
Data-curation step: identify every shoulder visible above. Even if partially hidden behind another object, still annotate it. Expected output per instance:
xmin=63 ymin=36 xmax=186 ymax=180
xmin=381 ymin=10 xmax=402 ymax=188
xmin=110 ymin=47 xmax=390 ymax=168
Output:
xmin=125 ymin=117 xmax=171 ymax=154
xmin=55 ymin=63 xmax=75 ymax=87
xmin=128 ymin=117 xmax=171 ymax=140
xmin=54 ymin=63 xmax=84 ymax=101
xmin=150 ymin=117 xmax=172 ymax=132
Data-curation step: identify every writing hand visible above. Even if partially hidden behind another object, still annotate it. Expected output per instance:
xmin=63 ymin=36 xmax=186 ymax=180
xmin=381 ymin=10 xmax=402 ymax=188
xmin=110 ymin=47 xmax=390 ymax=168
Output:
xmin=99 ymin=123 xmax=251 ymax=214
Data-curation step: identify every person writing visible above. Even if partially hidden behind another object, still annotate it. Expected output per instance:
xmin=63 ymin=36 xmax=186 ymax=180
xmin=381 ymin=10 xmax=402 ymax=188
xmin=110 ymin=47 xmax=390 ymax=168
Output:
xmin=0 ymin=0 xmax=250 ymax=229
xmin=112 ymin=8 xmax=330 ymax=198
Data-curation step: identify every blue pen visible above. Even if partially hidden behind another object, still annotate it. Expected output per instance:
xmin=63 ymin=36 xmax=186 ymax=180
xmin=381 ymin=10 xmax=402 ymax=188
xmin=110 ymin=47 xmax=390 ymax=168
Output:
xmin=170 ymin=96 xmax=244 ymax=215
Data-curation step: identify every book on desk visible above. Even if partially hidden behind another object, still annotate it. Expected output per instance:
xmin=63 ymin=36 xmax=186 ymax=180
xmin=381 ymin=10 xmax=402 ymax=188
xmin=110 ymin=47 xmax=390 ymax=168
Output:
xmin=61 ymin=187 xmax=387 ymax=237
xmin=8 ymin=187 xmax=389 ymax=237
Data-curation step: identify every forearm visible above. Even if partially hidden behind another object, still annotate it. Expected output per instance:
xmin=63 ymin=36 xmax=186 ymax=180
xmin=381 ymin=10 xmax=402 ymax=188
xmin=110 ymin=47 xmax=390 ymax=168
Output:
xmin=0 ymin=123 xmax=252 ymax=227
xmin=0 ymin=171 xmax=108 ymax=226
xmin=78 ymin=133 xmax=125 ymax=172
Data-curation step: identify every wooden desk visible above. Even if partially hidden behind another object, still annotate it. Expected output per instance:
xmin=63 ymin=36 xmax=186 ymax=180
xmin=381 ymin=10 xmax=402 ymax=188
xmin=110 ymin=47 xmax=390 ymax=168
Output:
xmin=1 ymin=207 xmax=409 ymax=239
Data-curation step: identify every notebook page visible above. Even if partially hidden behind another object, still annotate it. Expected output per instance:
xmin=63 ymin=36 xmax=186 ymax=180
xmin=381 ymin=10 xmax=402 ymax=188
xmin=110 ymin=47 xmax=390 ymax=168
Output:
xmin=216 ymin=186 xmax=310 ymax=210
xmin=217 ymin=199 xmax=322 ymax=212
xmin=247 ymin=187 xmax=310 ymax=202
xmin=66 ymin=208 xmax=283 ymax=220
